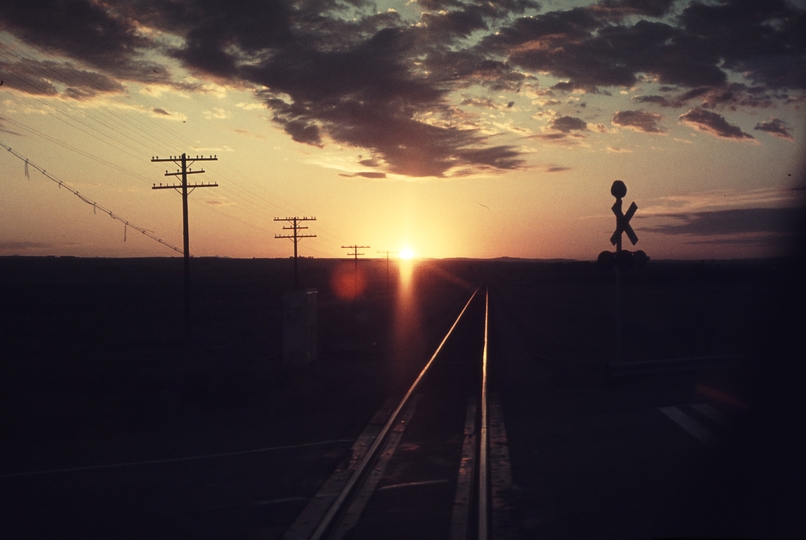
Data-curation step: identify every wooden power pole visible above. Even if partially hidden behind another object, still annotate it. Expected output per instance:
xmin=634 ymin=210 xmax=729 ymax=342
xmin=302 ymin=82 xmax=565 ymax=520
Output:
xmin=274 ymin=216 xmax=316 ymax=290
xmin=151 ymin=153 xmax=218 ymax=341
xmin=342 ymin=245 xmax=369 ymax=297
xmin=378 ymin=250 xmax=398 ymax=295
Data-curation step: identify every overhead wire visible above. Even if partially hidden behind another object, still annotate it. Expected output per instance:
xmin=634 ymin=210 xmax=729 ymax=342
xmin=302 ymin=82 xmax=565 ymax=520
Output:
xmin=0 ymin=34 xmax=359 ymax=257
xmin=1 ymin=141 xmax=183 ymax=254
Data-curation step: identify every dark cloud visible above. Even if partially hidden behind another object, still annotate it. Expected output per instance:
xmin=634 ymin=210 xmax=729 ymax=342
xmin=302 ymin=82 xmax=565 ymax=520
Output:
xmin=1 ymin=0 xmax=803 ymax=177
xmin=636 ymin=83 xmax=783 ymax=109
xmin=151 ymin=108 xmax=171 ymax=116
xmin=0 ymin=0 xmax=165 ymax=83
xmin=546 ymin=166 xmax=571 ymax=173
xmin=281 ymin=119 xmax=323 ymax=147
xmin=550 ymin=116 xmax=588 ymax=133
xmin=612 ymin=110 xmax=664 ymax=133
xmin=633 ymin=95 xmax=674 ymax=107
xmin=533 ymin=133 xmax=568 ymax=141
xmin=246 ymin=24 xmax=529 ymax=176
xmin=1 ymin=59 xmax=125 ymax=99
xmin=423 ymin=52 xmax=533 ymax=93
xmin=417 ymin=0 xmax=539 ymax=15
xmin=679 ymin=0 xmax=806 ymax=90
xmin=460 ymin=96 xmax=499 ymax=108
xmin=593 ymin=0 xmax=675 ymax=18
xmin=678 ymin=107 xmax=753 ymax=140
xmin=456 ymin=145 xmax=524 ymax=172
xmin=420 ymin=8 xmax=488 ymax=39
xmin=481 ymin=15 xmax=728 ymax=90
xmin=480 ymin=0 xmax=804 ymax=96
xmin=641 ymin=206 xmax=800 ymax=236
xmin=755 ymin=118 xmax=794 ymax=140
xmin=339 ymin=171 xmax=388 ymax=179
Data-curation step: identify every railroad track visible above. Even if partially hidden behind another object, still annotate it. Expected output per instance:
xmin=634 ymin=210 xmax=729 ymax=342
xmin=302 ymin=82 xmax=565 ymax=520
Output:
xmin=282 ymin=286 xmax=516 ymax=540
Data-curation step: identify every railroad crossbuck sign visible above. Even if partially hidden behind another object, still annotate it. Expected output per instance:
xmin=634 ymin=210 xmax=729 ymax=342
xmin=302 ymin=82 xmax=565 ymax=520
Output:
xmin=610 ymin=180 xmax=638 ymax=250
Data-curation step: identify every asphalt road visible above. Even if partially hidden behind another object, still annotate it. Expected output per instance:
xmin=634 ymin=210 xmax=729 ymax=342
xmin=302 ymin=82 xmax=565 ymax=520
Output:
xmin=490 ymin=274 xmax=806 ymax=539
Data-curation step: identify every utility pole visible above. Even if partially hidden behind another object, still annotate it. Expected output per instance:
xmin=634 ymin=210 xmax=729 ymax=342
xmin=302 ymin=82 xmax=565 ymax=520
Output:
xmin=378 ymin=250 xmax=398 ymax=295
xmin=342 ymin=245 xmax=369 ymax=297
xmin=151 ymin=153 xmax=218 ymax=341
xmin=274 ymin=216 xmax=316 ymax=290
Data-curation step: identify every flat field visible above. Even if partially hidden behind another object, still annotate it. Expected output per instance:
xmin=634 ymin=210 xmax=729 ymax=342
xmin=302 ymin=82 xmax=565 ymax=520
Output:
xmin=0 ymin=256 xmax=803 ymax=538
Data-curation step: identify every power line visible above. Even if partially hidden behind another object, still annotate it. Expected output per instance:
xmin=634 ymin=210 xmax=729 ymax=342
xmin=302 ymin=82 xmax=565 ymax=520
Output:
xmin=0 ymin=39 xmax=357 ymax=256
xmin=0 ymin=140 xmax=182 ymax=254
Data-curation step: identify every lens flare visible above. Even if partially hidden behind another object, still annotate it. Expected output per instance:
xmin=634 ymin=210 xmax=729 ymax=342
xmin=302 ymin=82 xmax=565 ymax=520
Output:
xmin=330 ymin=261 xmax=367 ymax=300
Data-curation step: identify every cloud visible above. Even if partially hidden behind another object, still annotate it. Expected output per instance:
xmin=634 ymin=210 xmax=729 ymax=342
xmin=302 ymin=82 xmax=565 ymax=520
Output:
xmin=636 ymin=83 xmax=785 ymax=110
xmin=592 ymin=0 xmax=676 ymax=18
xmin=460 ymin=96 xmax=499 ymax=109
xmin=546 ymin=166 xmax=571 ymax=173
xmin=612 ymin=110 xmax=665 ymax=133
xmin=640 ymin=206 xmax=801 ymax=236
xmin=148 ymin=107 xmax=186 ymax=121
xmin=479 ymin=0 xmax=804 ymax=95
xmin=678 ymin=0 xmax=806 ymax=90
xmin=0 ymin=0 xmax=167 ymax=84
xmin=232 ymin=128 xmax=266 ymax=140
xmin=678 ymin=107 xmax=753 ymax=140
xmin=339 ymin=171 xmax=388 ymax=179
xmin=1 ymin=0 xmax=803 ymax=178
xmin=0 ymin=58 xmax=124 ymax=99
xmin=641 ymin=187 xmax=801 ymax=215
xmin=755 ymin=118 xmax=794 ymax=140
xmin=203 ymin=107 xmax=232 ymax=120
xmin=550 ymin=115 xmax=587 ymax=133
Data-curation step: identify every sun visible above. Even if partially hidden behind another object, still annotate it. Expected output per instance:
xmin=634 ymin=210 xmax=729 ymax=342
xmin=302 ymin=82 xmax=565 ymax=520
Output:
xmin=399 ymin=247 xmax=415 ymax=260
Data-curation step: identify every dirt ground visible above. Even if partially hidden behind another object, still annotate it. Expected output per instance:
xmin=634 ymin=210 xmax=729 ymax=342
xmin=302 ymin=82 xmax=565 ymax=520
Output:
xmin=0 ymin=256 xmax=799 ymax=462
xmin=0 ymin=255 xmax=803 ymax=538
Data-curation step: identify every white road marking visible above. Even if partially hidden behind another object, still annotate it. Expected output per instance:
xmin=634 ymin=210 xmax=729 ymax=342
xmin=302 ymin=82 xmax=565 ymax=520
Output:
xmin=659 ymin=406 xmax=717 ymax=449
xmin=0 ymin=439 xmax=355 ymax=479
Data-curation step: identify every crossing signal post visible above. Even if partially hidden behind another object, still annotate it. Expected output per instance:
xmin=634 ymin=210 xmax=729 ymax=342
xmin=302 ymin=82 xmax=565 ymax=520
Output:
xmin=596 ymin=180 xmax=649 ymax=362
xmin=274 ymin=217 xmax=316 ymax=290
xmin=151 ymin=153 xmax=218 ymax=341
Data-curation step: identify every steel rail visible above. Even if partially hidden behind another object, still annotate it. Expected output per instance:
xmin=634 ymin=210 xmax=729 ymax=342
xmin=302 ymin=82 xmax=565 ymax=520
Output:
xmin=309 ymin=287 xmax=482 ymax=540
xmin=478 ymin=286 xmax=490 ymax=540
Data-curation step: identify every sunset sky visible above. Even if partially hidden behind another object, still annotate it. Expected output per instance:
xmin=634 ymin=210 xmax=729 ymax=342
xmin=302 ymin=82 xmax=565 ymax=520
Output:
xmin=1 ymin=0 xmax=804 ymax=260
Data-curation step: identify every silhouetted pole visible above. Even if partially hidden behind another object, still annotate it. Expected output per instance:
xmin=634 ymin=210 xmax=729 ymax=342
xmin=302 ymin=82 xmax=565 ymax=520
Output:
xmin=342 ymin=245 xmax=369 ymax=297
xmin=152 ymin=153 xmax=218 ymax=341
xmin=610 ymin=180 xmax=638 ymax=360
xmin=378 ymin=250 xmax=397 ymax=295
xmin=275 ymin=217 xmax=316 ymax=290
